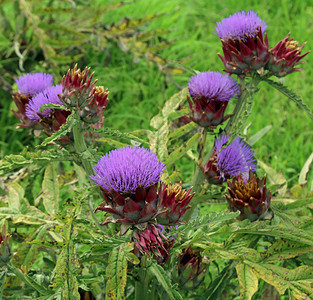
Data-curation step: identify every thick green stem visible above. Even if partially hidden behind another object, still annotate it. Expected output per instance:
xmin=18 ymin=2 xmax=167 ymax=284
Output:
xmin=72 ymin=112 xmax=104 ymax=231
xmin=224 ymin=76 xmax=260 ymax=136
xmin=184 ymin=128 xmax=208 ymax=221
xmin=135 ymin=256 xmax=152 ymax=300
xmin=72 ymin=114 xmax=94 ymax=177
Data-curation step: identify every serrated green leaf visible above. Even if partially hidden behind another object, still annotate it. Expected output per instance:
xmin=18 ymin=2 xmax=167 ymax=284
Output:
xmin=95 ymin=137 xmax=129 ymax=148
xmin=168 ymin=121 xmax=197 ymax=141
xmin=51 ymin=223 xmax=80 ymax=300
xmin=236 ymin=263 xmax=258 ymax=300
xmin=165 ymin=133 xmax=200 ymax=167
xmin=91 ymin=127 xmax=148 ymax=145
xmin=264 ymin=239 xmax=313 ymax=263
xmin=105 ymin=244 xmax=130 ymax=300
xmin=38 ymin=113 xmax=77 ymax=148
xmin=148 ymin=262 xmax=183 ymax=300
xmin=39 ymin=103 xmax=68 ymax=112
xmin=6 ymin=182 xmax=24 ymax=212
xmin=246 ymin=262 xmax=313 ymax=299
xmin=167 ymin=108 xmax=190 ymax=122
xmin=150 ymin=88 xmax=188 ymax=130
xmin=42 ymin=163 xmax=59 ymax=215
xmin=265 ymin=78 xmax=313 ymax=121
xmin=0 ymin=149 xmax=72 ymax=175
xmin=235 ymin=223 xmax=313 ymax=246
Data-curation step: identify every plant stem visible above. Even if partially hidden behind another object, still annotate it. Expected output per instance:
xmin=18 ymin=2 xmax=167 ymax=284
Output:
xmin=72 ymin=113 xmax=94 ymax=177
xmin=72 ymin=112 xmax=104 ymax=231
xmin=184 ymin=128 xmax=208 ymax=221
xmin=224 ymin=76 xmax=260 ymax=136
xmin=135 ymin=256 xmax=151 ymax=300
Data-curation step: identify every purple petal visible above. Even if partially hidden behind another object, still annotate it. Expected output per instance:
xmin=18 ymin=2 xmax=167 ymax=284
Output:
xmin=25 ymin=85 xmax=63 ymax=121
xmin=16 ymin=73 xmax=53 ymax=96
xmin=188 ymin=71 xmax=239 ymax=102
xmin=90 ymin=147 xmax=166 ymax=194
xmin=215 ymin=11 xmax=267 ymax=41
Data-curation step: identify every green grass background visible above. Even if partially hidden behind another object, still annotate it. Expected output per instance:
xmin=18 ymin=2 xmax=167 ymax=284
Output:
xmin=1 ymin=0 xmax=313 ymax=188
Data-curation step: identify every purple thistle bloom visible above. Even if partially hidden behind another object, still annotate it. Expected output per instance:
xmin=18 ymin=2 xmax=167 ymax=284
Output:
xmin=25 ymin=85 xmax=63 ymax=121
xmin=215 ymin=11 xmax=267 ymax=41
xmin=188 ymin=71 xmax=239 ymax=102
xmin=91 ymin=146 xmax=166 ymax=194
xmin=16 ymin=73 xmax=53 ymax=96
xmin=215 ymin=135 xmax=256 ymax=180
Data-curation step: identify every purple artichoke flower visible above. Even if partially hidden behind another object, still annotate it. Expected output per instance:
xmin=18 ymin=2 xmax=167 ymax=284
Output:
xmin=215 ymin=11 xmax=270 ymax=75
xmin=25 ymin=85 xmax=63 ymax=121
xmin=187 ymin=71 xmax=239 ymax=128
xmin=92 ymin=147 xmax=166 ymax=233
xmin=201 ymin=135 xmax=256 ymax=184
xmin=16 ymin=73 xmax=53 ymax=97
xmin=13 ymin=73 xmax=53 ymax=126
xmin=91 ymin=146 xmax=165 ymax=194
xmin=215 ymin=11 xmax=267 ymax=42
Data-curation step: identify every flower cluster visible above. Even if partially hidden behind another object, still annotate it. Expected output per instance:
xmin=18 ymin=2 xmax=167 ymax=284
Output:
xmin=13 ymin=73 xmax=54 ymax=127
xmin=91 ymin=146 xmax=194 ymax=257
xmin=216 ymin=10 xmax=308 ymax=76
xmin=13 ymin=66 xmax=109 ymax=141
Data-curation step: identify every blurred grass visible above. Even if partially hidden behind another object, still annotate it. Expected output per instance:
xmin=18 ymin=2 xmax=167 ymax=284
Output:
xmin=1 ymin=0 xmax=313 ymax=187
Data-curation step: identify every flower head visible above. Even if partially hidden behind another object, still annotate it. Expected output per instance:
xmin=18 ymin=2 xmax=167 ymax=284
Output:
xmin=132 ymin=224 xmax=171 ymax=261
xmin=202 ymin=135 xmax=256 ymax=184
xmin=215 ymin=11 xmax=267 ymax=42
xmin=187 ymin=71 xmax=239 ymax=128
xmin=216 ymin=11 xmax=269 ymax=75
xmin=16 ymin=73 xmax=53 ymax=96
xmin=25 ymin=85 xmax=63 ymax=121
xmin=215 ymin=135 xmax=256 ymax=179
xmin=225 ymin=169 xmax=272 ymax=221
xmin=176 ymin=246 xmax=207 ymax=289
xmin=93 ymin=147 xmax=166 ymax=231
xmin=91 ymin=146 xmax=165 ymax=194
xmin=268 ymin=33 xmax=310 ymax=77
xmin=157 ymin=183 xmax=194 ymax=224
xmin=188 ymin=71 xmax=239 ymax=102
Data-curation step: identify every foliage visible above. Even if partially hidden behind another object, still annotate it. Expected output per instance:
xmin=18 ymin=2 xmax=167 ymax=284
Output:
xmin=1 ymin=1 xmax=313 ymax=300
